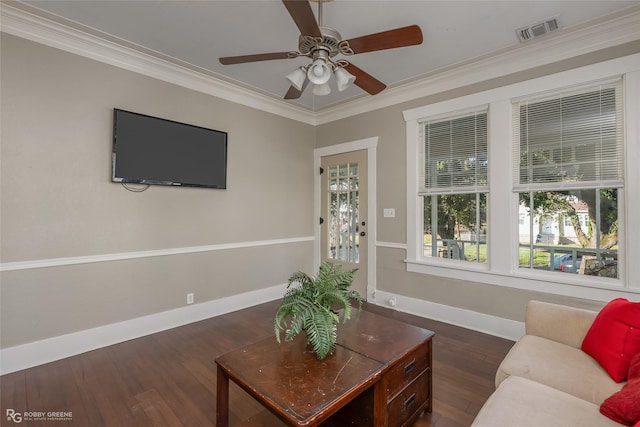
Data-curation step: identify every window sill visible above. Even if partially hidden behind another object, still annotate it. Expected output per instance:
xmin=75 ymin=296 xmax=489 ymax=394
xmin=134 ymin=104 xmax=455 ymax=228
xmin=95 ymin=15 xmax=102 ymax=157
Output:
xmin=405 ymin=259 xmax=639 ymax=302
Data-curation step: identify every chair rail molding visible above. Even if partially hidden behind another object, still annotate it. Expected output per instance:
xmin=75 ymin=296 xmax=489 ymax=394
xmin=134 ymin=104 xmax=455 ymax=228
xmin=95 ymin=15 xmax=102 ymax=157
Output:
xmin=0 ymin=236 xmax=314 ymax=272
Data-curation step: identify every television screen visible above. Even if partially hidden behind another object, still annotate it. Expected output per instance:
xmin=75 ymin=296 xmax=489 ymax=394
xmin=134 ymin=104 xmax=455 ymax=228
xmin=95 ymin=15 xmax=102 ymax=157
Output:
xmin=112 ymin=109 xmax=227 ymax=189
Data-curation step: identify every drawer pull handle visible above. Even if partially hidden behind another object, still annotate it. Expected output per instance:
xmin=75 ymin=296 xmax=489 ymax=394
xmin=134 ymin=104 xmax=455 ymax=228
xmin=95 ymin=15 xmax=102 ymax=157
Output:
xmin=404 ymin=360 xmax=415 ymax=376
xmin=404 ymin=393 xmax=416 ymax=409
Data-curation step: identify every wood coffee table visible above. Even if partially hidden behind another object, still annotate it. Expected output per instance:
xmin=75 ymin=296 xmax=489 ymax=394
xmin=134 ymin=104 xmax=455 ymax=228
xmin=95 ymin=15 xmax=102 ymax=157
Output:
xmin=216 ymin=309 xmax=434 ymax=427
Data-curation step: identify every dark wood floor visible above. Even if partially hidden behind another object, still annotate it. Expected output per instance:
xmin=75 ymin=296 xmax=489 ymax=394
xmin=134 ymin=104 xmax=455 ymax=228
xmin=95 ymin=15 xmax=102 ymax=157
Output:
xmin=1 ymin=300 xmax=514 ymax=427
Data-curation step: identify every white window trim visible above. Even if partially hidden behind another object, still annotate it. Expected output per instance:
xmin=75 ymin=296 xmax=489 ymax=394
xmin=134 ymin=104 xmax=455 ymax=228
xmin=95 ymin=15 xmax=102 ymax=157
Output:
xmin=403 ymin=53 xmax=640 ymax=302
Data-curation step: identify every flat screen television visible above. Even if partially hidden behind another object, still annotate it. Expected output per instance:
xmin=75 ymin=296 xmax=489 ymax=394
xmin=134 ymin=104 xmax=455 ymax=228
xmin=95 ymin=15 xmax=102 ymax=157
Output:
xmin=112 ymin=109 xmax=227 ymax=189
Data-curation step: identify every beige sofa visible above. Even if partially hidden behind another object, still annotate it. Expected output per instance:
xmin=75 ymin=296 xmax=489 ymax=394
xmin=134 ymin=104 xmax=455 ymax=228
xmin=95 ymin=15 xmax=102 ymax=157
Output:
xmin=472 ymin=300 xmax=625 ymax=427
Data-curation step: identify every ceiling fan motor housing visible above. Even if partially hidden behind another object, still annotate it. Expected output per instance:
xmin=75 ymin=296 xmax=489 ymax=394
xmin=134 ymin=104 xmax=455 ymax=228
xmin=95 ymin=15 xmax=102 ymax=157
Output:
xmin=299 ymin=26 xmax=352 ymax=59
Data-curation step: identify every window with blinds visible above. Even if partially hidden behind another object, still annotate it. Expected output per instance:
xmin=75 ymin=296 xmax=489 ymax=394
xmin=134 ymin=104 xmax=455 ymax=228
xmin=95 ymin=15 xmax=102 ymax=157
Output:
xmin=513 ymin=79 xmax=624 ymax=191
xmin=404 ymin=54 xmax=638 ymax=290
xmin=513 ymin=79 xmax=623 ymax=279
xmin=419 ymin=110 xmax=489 ymax=263
xmin=421 ymin=110 xmax=488 ymax=195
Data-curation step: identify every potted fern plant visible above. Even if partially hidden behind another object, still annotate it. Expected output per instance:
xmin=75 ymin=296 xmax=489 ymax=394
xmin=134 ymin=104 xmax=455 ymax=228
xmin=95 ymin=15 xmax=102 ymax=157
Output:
xmin=274 ymin=261 xmax=364 ymax=360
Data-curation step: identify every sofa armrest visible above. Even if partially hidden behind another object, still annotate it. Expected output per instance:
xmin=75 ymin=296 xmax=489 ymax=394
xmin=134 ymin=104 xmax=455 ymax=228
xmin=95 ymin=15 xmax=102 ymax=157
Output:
xmin=525 ymin=301 xmax=597 ymax=348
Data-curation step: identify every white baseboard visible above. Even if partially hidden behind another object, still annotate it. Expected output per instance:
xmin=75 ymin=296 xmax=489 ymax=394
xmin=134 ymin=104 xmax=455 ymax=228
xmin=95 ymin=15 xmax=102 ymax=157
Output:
xmin=373 ymin=291 xmax=524 ymax=341
xmin=1 ymin=286 xmax=523 ymax=374
xmin=0 ymin=283 xmax=287 ymax=375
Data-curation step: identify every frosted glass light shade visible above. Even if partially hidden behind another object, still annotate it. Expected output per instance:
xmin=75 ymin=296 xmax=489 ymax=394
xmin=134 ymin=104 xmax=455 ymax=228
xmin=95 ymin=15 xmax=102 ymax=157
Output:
xmin=312 ymin=82 xmax=331 ymax=96
xmin=285 ymin=67 xmax=307 ymax=91
xmin=334 ymin=67 xmax=356 ymax=92
xmin=307 ymin=59 xmax=332 ymax=85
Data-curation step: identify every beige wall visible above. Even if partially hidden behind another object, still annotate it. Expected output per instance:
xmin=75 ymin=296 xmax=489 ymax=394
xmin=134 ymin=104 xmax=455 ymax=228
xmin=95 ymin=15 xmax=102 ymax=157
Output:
xmin=3 ymin=30 xmax=639 ymax=351
xmin=316 ymin=40 xmax=640 ymax=323
xmin=0 ymin=34 xmax=316 ymax=348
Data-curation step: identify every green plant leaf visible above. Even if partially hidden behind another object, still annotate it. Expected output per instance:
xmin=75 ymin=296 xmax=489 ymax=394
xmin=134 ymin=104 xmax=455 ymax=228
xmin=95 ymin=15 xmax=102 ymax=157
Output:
xmin=304 ymin=309 xmax=337 ymax=360
xmin=273 ymin=261 xmax=362 ymax=359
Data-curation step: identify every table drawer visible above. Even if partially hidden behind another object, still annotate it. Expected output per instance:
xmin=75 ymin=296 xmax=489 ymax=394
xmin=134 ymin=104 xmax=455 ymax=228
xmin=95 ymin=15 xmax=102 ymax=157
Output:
xmin=383 ymin=343 xmax=428 ymax=400
xmin=386 ymin=372 xmax=429 ymax=427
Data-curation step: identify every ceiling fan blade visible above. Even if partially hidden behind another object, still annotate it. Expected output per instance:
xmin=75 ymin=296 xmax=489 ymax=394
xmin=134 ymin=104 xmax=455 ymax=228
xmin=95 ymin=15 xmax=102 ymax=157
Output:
xmin=219 ymin=52 xmax=295 ymax=65
xmin=343 ymin=25 xmax=423 ymax=55
xmin=284 ymin=80 xmax=309 ymax=100
xmin=282 ymin=0 xmax=322 ymax=38
xmin=343 ymin=62 xmax=386 ymax=95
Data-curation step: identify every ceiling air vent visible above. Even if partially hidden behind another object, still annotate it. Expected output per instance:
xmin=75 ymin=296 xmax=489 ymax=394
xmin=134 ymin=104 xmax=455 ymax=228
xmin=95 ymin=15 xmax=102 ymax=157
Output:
xmin=516 ymin=17 xmax=559 ymax=42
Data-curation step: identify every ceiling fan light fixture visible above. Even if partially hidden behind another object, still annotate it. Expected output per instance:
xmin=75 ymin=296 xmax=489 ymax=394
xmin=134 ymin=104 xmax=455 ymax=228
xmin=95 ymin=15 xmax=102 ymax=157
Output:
xmin=307 ymin=58 xmax=332 ymax=85
xmin=334 ymin=67 xmax=356 ymax=92
xmin=285 ymin=67 xmax=307 ymax=91
xmin=312 ymin=82 xmax=332 ymax=96
xmin=220 ymin=0 xmax=423 ymax=101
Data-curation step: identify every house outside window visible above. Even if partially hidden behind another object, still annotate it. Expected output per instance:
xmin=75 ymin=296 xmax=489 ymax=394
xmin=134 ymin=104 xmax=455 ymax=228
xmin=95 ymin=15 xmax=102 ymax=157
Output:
xmin=513 ymin=80 xmax=623 ymax=278
xmin=403 ymin=54 xmax=640 ymax=297
xmin=420 ymin=111 xmax=488 ymax=263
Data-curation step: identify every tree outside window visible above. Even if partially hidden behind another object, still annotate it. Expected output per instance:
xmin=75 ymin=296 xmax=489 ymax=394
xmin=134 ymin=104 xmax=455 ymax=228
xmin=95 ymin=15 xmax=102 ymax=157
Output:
xmin=421 ymin=111 xmax=488 ymax=263
xmin=514 ymin=80 xmax=623 ymax=278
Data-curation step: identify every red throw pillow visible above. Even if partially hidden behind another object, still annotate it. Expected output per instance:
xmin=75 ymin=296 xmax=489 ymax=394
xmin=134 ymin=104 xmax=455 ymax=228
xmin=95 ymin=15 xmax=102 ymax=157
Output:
xmin=581 ymin=298 xmax=640 ymax=382
xmin=600 ymin=352 xmax=640 ymax=426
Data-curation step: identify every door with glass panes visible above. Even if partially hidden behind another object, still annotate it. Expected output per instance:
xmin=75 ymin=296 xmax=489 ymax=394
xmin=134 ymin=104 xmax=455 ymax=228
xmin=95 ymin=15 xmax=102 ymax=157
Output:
xmin=320 ymin=150 xmax=367 ymax=298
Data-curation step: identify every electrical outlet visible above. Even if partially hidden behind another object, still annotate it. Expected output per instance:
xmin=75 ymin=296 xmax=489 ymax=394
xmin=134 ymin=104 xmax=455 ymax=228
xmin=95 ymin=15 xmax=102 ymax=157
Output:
xmin=187 ymin=293 xmax=194 ymax=305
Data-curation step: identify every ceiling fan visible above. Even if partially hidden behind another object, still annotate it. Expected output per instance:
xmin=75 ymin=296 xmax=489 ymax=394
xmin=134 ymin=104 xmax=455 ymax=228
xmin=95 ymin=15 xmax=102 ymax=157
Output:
xmin=219 ymin=0 xmax=423 ymax=100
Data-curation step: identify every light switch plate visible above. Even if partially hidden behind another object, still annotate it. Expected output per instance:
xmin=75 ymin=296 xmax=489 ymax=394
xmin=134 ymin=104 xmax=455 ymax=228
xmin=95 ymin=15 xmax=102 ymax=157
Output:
xmin=383 ymin=208 xmax=395 ymax=218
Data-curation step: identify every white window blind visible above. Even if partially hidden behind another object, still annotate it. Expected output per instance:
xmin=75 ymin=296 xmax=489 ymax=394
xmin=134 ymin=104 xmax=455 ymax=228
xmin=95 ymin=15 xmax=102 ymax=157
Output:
xmin=420 ymin=110 xmax=488 ymax=195
xmin=512 ymin=79 xmax=624 ymax=191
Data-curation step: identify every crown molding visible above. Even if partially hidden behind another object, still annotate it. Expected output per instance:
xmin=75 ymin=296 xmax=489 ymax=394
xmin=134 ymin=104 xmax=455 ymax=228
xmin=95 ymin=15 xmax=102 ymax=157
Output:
xmin=2 ymin=2 xmax=640 ymax=126
xmin=315 ymin=5 xmax=640 ymax=124
xmin=0 ymin=2 xmax=318 ymax=125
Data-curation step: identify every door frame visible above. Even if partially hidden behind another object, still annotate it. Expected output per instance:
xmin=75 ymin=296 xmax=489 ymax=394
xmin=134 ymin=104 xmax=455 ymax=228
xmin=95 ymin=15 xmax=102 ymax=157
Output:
xmin=314 ymin=137 xmax=378 ymax=301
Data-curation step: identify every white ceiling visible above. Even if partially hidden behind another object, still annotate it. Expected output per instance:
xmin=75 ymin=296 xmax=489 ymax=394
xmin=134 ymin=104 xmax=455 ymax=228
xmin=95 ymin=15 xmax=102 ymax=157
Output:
xmin=19 ymin=0 xmax=640 ymax=110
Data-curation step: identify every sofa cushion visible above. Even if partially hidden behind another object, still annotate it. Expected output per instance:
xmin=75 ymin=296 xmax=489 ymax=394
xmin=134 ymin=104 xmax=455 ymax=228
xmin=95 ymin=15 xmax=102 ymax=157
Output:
xmin=525 ymin=300 xmax=597 ymax=348
xmin=582 ymin=298 xmax=640 ymax=382
xmin=472 ymin=376 xmax=622 ymax=427
xmin=496 ymin=334 xmax=623 ymax=405
xmin=600 ymin=352 xmax=640 ymax=426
